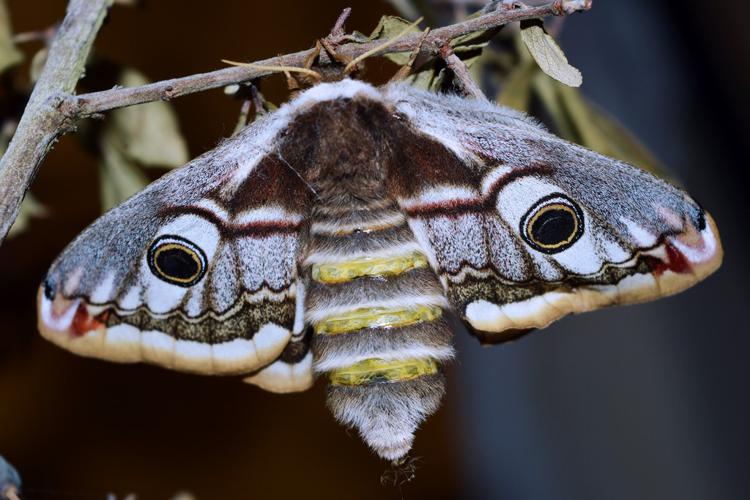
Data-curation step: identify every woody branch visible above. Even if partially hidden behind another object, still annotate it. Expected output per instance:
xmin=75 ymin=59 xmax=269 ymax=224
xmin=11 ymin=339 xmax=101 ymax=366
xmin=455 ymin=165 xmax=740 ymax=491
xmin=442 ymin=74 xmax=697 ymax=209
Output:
xmin=0 ymin=0 xmax=591 ymax=244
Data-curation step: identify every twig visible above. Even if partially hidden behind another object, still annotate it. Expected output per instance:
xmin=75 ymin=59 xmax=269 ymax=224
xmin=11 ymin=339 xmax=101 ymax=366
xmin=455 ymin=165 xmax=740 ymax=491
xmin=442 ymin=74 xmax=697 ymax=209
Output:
xmin=221 ymin=60 xmax=322 ymax=80
xmin=67 ymin=0 xmax=590 ymax=116
xmin=0 ymin=0 xmax=114 ymax=243
xmin=328 ymin=7 xmax=352 ymax=40
xmin=0 ymin=0 xmax=591 ymax=245
xmin=439 ymin=43 xmax=487 ymax=100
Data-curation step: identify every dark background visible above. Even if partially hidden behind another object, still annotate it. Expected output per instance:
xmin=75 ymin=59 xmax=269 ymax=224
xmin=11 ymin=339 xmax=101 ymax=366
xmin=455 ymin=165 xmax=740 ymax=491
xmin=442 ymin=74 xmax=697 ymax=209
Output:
xmin=1 ymin=1 xmax=748 ymax=499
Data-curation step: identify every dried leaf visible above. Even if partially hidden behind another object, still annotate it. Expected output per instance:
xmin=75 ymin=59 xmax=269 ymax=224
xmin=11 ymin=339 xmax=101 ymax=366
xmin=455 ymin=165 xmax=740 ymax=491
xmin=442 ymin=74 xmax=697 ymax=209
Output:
xmin=94 ymin=67 xmax=188 ymax=212
xmin=7 ymin=192 xmax=47 ymax=238
xmin=0 ymin=0 xmax=22 ymax=74
xmin=109 ymin=68 xmax=189 ymax=168
xmin=98 ymin=130 xmax=150 ymax=211
xmin=520 ymin=19 xmax=582 ymax=88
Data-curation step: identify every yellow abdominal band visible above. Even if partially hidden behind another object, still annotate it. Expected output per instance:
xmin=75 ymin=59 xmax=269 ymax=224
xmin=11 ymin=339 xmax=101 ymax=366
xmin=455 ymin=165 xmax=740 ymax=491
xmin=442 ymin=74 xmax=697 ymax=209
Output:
xmin=312 ymin=251 xmax=429 ymax=284
xmin=313 ymin=250 xmax=442 ymax=386
xmin=329 ymin=357 xmax=440 ymax=386
xmin=314 ymin=304 xmax=442 ymax=335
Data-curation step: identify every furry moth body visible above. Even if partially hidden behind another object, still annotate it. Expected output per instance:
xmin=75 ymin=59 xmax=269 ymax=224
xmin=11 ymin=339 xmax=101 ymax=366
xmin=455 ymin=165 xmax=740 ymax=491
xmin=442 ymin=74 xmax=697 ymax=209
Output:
xmin=38 ymin=80 xmax=723 ymax=460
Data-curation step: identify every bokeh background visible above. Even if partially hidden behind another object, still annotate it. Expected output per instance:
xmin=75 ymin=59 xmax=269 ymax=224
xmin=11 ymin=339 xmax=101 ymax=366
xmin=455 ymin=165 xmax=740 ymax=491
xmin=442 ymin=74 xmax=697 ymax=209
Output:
xmin=1 ymin=0 xmax=748 ymax=499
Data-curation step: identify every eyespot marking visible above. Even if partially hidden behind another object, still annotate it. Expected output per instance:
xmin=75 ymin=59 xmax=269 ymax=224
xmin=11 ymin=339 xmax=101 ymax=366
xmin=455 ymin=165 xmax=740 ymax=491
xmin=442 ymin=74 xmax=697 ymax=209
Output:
xmin=147 ymin=235 xmax=207 ymax=287
xmin=520 ymin=193 xmax=584 ymax=254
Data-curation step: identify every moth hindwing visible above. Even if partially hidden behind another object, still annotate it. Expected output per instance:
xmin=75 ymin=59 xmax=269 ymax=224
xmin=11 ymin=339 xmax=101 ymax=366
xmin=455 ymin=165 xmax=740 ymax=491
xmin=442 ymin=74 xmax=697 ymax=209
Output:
xmin=38 ymin=79 xmax=722 ymax=460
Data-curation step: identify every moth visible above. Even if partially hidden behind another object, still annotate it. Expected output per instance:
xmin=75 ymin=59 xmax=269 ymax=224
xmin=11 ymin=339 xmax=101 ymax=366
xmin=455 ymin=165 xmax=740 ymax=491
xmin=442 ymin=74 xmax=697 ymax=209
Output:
xmin=38 ymin=79 xmax=722 ymax=461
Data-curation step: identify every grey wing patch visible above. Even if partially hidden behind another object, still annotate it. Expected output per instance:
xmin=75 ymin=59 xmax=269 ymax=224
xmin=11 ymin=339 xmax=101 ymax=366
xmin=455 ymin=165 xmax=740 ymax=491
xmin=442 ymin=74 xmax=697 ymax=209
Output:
xmin=390 ymin=85 xmax=722 ymax=342
xmin=37 ymin=112 xmax=312 ymax=376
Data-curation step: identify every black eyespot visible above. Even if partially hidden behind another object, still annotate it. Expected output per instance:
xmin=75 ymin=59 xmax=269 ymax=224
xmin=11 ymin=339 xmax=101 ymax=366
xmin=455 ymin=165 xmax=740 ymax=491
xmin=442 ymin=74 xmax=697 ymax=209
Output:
xmin=520 ymin=194 xmax=584 ymax=254
xmin=147 ymin=235 xmax=207 ymax=287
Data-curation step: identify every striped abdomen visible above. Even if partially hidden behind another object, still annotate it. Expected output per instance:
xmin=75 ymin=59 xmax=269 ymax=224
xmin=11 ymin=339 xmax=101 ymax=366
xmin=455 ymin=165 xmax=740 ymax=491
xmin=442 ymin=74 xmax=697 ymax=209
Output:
xmin=305 ymin=200 xmax=454 ymax=461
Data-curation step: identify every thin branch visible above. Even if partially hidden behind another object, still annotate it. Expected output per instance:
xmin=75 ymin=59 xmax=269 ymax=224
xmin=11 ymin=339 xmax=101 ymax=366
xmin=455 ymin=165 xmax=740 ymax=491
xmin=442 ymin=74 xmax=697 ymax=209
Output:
xmin=328 ymin=7 xmax=352 ymax=40
xmin=67 ymin=0 xmax=591 ymax=116
xmin=0 ymin=0 xmax=114 ymax=242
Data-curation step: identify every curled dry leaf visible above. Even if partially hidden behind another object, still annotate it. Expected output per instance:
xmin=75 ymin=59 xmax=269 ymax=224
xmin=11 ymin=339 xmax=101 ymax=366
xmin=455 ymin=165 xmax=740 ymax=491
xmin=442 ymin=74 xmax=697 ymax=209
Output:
xmin=520 ymin=18 xmax=582 ymax=87
xmin=98 ymin=67 xmax=189 ymax=210
xmin=109 ymin=68 xmax=189 ymax=168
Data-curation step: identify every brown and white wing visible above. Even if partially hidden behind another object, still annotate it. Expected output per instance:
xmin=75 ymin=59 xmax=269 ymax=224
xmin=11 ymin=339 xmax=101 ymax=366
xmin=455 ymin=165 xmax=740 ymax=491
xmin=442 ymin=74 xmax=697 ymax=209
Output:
xmin=386 ymin=84 xmax=723 ymax=343
xmin=38 ymin=112 xmax=313 ymax=389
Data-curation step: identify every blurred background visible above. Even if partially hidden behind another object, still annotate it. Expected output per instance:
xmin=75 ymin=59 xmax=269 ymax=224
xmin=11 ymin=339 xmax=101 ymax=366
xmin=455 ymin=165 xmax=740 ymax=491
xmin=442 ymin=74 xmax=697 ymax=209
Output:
xmin=1 ymin=0 xmax=748 ymax=499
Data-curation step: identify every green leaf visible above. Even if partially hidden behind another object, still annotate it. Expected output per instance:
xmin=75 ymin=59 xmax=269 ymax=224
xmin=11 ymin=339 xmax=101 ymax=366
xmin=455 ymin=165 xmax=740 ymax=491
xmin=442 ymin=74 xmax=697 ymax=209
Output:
xmin=0 ymin=0 xmax=22 ymax=74
xmin=520 ymin=19 xmax=582 ymax=88
xmin=109 ymin=68 xmax=189 ymax=168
